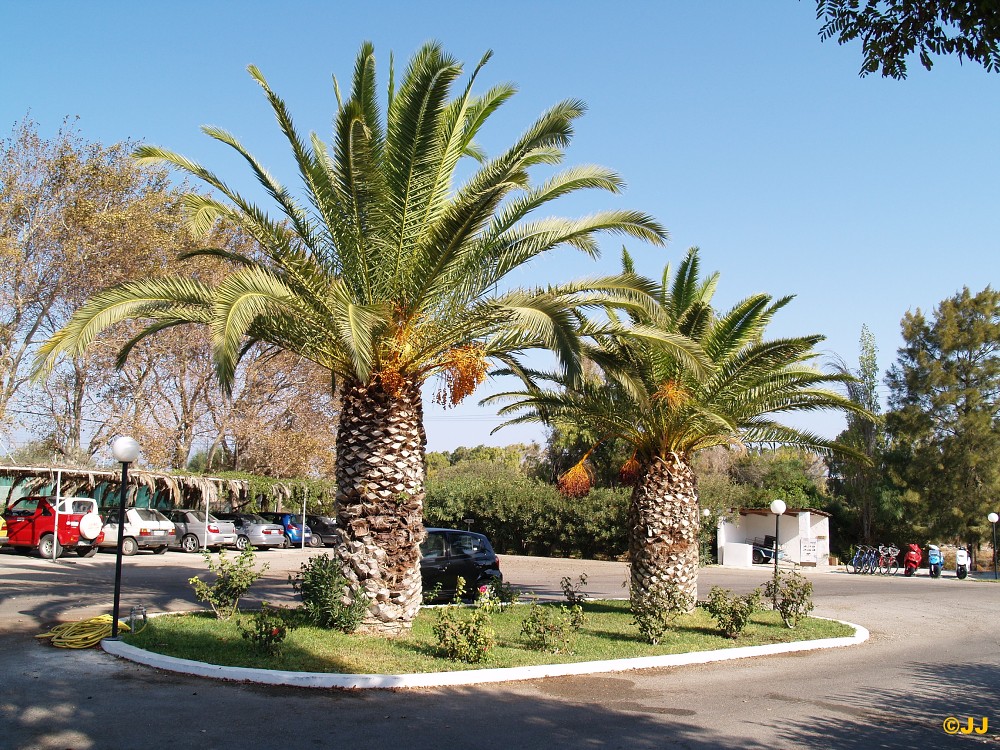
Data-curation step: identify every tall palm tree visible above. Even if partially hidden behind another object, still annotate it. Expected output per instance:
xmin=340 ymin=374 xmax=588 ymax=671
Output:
xmin=488 ymin=248 xmax=868 ymax=608
xmin=34 ymin=42 xmax=667 ymax=635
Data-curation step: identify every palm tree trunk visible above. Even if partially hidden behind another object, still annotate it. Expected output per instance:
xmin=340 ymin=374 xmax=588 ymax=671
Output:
xmin=627 ymin=452 xmax=700 ymax=609
xmin=334 ymin=377 xmax=427 ymax=636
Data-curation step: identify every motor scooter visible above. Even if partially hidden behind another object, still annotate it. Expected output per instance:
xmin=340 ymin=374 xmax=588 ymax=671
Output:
xmin=927 ymin=544 xmax=943 ymax=578
xmin=903 ymin=543 xmax=922 ymax=576
xmin=955 ymin=546 xmax=970 ymax=580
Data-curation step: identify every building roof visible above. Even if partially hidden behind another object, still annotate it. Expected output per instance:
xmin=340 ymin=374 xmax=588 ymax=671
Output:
xmin=736 ymin=507 xmax=831 ymax=518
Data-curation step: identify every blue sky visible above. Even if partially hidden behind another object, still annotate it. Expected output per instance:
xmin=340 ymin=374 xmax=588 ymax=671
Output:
xmin=4 ymin=1 xmax=998 ymax=452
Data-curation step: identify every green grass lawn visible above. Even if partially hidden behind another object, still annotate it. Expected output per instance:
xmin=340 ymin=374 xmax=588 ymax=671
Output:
xmin=124 ymin=600 xmax=854 ymax=674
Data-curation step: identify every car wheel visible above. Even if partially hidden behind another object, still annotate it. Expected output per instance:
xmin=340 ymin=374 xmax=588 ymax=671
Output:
xmin=38 ymin=534 xmax=62 ymax=559
xmin=180 ymin=534 xmax=200 ymax=553
xmin=153 ymin=545 xmax=168 ymax=554
xmin=281 ymin=534 xmax=292 ymax=549
xmin=121 ymin=537 xmax=138 ymax=556
xmin=235 ymin=535 xmax=249 ymax=551
xmin=76 ymin=545 xmax=98 ymax=558
xmin=308 ymin=534 xmax=323 ymax=548
xmin=752 ymin=549 xmax=764 ymax=564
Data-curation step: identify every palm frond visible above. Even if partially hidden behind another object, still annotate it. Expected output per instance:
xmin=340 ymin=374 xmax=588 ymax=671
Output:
xmin=33 ymin=277 xmax=214 ymax=378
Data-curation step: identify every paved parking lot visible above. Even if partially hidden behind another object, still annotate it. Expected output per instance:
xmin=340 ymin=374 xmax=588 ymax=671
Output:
xmin=2 ymin=547 xmax=998 ymax=749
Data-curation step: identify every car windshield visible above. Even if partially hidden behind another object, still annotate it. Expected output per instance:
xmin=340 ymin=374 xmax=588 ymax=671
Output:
xmin=246 ymin=514 xmax=270 ymax=524
xmin=9 ymin=498 xmax=41 ymax=513
xmin=134 ymin=508 xmax=168 ymax=522
xmin=187 ymin=511 xmax=207 ymax=522
xmin=420 ymin=534 xmax=447 ymax=559
xmin=290 ymin=515 xmax=303 ymax=524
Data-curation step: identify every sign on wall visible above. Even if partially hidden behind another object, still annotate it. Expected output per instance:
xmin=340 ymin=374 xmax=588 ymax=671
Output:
xmin=800 ymin=538 xmax=818 ymax=563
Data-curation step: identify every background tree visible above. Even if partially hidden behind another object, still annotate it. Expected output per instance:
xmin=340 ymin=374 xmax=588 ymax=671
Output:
xmin=36 ymin=42 xmax=666 ymax=635
xmin=1 ymin=120 xmax=335 ymax=473
xmin=816 ymin=0 xmax=1000 ymax=78
xmin=0 ymin=117 xmax=200 ymax=460
xmin=825 ymin=325 xmax=903 ymax=544
xmin=885 ymin=286 xmax=1000 ymax=544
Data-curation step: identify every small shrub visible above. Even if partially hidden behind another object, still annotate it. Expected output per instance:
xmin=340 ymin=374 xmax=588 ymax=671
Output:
xmin=630 ymin=581 xmax=693 ymax=645
xmin=520 ymin=598 xmax=584 ymax=653
xmin=422 ymin=581 xmax=444 ymax=604
xmin=188 ymin=547 xmax=268 ymax=620
xmin=560 ymin=573 xmax=589 ymax=605
xmin=479 ymin=577 xmax=520 ymax=612
xmin=289 ymin=554 xmax=367 ymax=633
xmin=239 ymin=603 xmax=293 ymax=654
xmin=705 ymin=586 xmax=761 ymax=638
xmin=433 ymin=577 xmax=496 ymax=662
xmin=763 ymin=571 xmax=814 ymax=628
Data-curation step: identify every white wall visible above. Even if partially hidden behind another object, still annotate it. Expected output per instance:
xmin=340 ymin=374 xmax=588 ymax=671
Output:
xmin=717 ymin=511 xmax=831 ymax=567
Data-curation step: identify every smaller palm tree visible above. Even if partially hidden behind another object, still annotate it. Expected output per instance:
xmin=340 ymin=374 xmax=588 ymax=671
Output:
xmin=489 ymin=248 xmax=870 ymax=607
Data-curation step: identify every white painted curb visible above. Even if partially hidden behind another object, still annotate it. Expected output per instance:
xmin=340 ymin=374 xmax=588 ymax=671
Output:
xmin=101 ymin=617 xmax=868 ymax=690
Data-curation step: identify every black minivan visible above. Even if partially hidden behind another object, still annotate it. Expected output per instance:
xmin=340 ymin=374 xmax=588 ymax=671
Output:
xmin=420 ymin=527 xmax=502 ymax=602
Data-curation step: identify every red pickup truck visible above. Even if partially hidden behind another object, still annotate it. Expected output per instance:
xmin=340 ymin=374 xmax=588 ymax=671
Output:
xmin=3 ymin=496 xmax=105 ymax=558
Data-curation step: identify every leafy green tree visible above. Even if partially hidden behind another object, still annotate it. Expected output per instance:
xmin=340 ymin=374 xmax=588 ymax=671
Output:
xmin=885 ymin=286 xmax=1000 ymax=543
xmin=827 ymin=326 xmax=903 ymax=544
xmin=730 ymin=449 xmax=831 ymax=509
xmin=816 ymin=0 xmax=1000 ymax=78
xmin=490 ymin=248 xmax=868 ymax=606
xmin=34 ymin=42 xmax=666 ymax=635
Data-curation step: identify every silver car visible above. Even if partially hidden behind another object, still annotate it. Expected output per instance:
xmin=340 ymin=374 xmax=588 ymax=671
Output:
xmin=214 ymin=512 xmax=286 ymax=551
xmin=167 ymin=509 xmax=237 ymax=552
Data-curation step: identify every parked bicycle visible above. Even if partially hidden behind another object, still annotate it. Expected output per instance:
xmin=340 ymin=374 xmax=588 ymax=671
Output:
xmin=878 ymin=544 xmax=900 ymax=575
xmin=845 ymin=544 xmax=899 ymax=575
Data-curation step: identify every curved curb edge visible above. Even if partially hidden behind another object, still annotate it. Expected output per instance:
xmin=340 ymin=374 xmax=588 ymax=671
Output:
xmin=102 ymin=617 xmax=868 ymax=690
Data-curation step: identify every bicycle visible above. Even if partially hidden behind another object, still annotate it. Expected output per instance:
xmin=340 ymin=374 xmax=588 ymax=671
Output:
xmin=845 ymin=545 xmax=868 ymax=574
xmin=877 ymin=544 xmax=900 ymax=575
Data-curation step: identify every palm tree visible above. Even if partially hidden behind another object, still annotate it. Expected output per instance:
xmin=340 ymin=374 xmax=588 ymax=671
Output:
xmin=488 ymin=248 xmax=868 ymax=608
xmin=34 ymin=42 xmax=667 ymax=635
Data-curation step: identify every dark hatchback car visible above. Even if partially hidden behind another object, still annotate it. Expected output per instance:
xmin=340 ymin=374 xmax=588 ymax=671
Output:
xmin=305 ymin=514 xmax=338 ymax=547
xmin=420 ymin=528 xmax=502 ymax=602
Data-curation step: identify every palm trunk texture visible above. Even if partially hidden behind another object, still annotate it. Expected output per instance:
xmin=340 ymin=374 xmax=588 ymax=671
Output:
xmin=627 ymin=452 xmax=700 ymax=609
xmin=334 ymin=378 xmax=427 ymax=636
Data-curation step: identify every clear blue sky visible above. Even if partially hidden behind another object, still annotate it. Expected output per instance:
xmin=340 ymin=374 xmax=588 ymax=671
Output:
xmin=4 ymin=1 xmax=998 ymax=452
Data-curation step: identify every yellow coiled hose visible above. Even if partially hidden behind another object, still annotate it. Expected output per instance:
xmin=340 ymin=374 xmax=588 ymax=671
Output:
xmin=35 ymin=613 xmax=146 ymax=649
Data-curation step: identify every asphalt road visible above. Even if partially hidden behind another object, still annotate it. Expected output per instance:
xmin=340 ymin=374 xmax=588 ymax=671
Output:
xmin=2 ymin=547 xmax=998 ymax=749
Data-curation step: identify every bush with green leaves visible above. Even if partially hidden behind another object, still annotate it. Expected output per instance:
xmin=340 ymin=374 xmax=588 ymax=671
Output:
xmin=239 ymin=603 xmax=294 ymax=654
xmin=288 ymin=554 xmax=367 ymax=632
xmin=432 ymin=577 xmax=496 ymax=662
xmin=630 ymin=580 xmax=693 ymax=645
xmin=763 ymin=571 xmax=814 ymax=628
xmin=188 ymin=547 xmax=269 ymax=620
xmin=424 ymin=462 xmax=629 ymax=559
xmin=705 ymin=586 xmax=761 ymax=638
xmin=520 ymin=599 xmax=584 ymax=653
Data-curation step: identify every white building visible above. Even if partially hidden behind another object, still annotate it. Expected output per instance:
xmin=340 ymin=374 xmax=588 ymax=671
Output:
xmin=716 ymin=507 xmax=832 ymax=568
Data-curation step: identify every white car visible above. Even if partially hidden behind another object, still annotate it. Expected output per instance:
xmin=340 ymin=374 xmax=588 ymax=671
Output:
xmin=100 ymin=507 xmax=175 ymax=555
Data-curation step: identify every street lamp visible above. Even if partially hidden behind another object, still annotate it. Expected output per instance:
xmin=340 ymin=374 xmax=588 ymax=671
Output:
xmin=769 ymin=499 xmax=786 ymax=577
xmin=110 ymin=436 xmax=140 ymax=639
xmin=989 ymin=512 xmax=999 ymax=581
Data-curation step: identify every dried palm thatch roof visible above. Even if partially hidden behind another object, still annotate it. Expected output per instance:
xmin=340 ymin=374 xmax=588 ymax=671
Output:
xmin=0 ymin=465 xmax=250 ymax=508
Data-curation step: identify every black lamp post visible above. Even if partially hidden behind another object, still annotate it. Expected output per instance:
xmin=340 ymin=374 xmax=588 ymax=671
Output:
xmin=110 ymin=436 xmax=140 ymax=639
xmin=989 ymin=512 xmax=999 ymax=581
xmin=769 ymin=499 xmax=786 ymax=577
